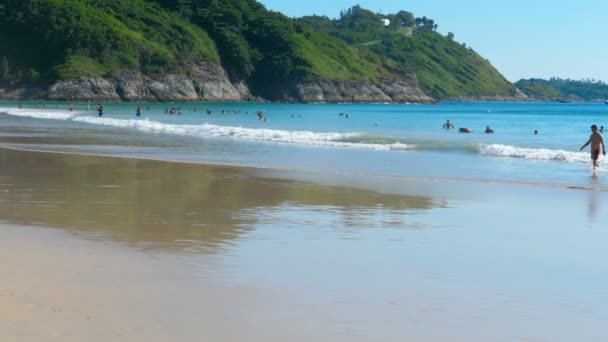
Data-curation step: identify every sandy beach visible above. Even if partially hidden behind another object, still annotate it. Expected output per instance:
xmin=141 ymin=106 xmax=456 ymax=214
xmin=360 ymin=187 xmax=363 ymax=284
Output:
xmin=3 ymin=0 xmax=608 ymax=339
xmin=1 ymin=147 xmax=608 ymax=341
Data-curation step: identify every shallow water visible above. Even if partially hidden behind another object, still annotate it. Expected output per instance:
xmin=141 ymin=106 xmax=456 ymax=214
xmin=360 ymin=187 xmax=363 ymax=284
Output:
xmin=1 ymin=101 xmax=608 ymax=188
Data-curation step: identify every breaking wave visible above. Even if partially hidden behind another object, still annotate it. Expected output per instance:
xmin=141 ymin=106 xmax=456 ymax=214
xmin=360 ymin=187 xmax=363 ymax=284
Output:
xmin=0 ymin=108 xmax=412 ymax=151
xmin=480 ymin=144 xmax=604 ymax=164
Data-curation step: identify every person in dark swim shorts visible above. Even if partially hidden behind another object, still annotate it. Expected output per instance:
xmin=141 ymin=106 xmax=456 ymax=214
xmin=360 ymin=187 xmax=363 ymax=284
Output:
xmin=580 ymin=124 xmax=606 ymax=170
xmin=97 ymin=103 xmax=104 ymax=117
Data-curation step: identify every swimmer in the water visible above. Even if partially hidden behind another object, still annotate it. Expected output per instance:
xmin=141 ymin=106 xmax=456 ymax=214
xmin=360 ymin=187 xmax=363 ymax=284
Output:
xmin=443 ymin=120 xmax=455 ymax=130
xmin=485 ymin=126 xmax=494 ymax=134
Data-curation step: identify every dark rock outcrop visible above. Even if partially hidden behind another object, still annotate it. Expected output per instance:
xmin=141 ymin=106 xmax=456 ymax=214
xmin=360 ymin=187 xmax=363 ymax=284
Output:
xmin=0 ymin=87 xmax=46 ymax=100
xmin=0 ymin=63 xmax=434 ymax=103
xmin=47 ymin=77 xmax=121 ymax=101
xmin=294 ymin=73 xmax=435 ymax=103
xmin=38 ymin=63 xmax=253 ymax=102
xmin=441 ymin=88 xmax=531 ymax=102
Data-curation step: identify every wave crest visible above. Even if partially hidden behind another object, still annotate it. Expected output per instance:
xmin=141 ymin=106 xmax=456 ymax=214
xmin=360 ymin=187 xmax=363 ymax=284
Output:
xmin=1 ymin=108 xmax=412 ymax=151
xmin=480 ymin=144 xmax=603 ymax=164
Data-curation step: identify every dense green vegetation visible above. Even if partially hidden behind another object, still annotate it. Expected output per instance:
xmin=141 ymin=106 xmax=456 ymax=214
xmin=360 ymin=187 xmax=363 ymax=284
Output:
xmin=152 ymin=0 xmax=389 ymax=97
xmin=0 ymin=0 xmax=517 ymax=100
xmin=299 ymin=5 xmax=515 ymax=98
xmin=0 ymin=0 xmax=218 ymax=85
xmin=516 ymin=78 xmax=608 ymax=101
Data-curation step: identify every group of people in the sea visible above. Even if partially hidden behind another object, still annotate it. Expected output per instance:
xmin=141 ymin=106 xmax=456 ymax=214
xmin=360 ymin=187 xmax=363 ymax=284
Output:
xmin=443 ymin=119 xmax=524 ymax=135
xmin=443 ymin=119 xmax=606 ymax=170
xmin=256 ymin=110 xmax=267 ymax=122
xmin=165 ymin=107 xmax=182 ymax=115
xmin=442 ymin=119 xmax=498 ymax=134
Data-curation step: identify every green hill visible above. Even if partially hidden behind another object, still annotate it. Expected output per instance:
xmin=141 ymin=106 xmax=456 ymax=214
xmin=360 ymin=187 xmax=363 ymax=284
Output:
xmin=0 ymin=0 xmax=219 ymax=84
xmin=152 ymin=0 xmax=392 ymax=98
xmin=299 ymin=6 xmax=516 ymax=98
xmin=515 ymin=78 xmax=608 ymax=101
xmin=0 ymin=1 xmax=519 ymax=101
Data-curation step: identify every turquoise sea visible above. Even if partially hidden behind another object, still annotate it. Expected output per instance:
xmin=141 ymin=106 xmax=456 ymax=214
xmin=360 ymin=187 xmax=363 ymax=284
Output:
xmin=1 ymin=101 xmax=607 ymax=188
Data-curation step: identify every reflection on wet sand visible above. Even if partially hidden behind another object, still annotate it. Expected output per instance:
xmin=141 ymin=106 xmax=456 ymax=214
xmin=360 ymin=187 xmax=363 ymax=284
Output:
xmin=0 ymin=148 xmax=436 ymax=253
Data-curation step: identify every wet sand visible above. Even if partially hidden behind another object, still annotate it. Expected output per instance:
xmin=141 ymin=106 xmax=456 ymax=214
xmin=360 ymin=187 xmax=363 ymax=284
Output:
xmin=1 ymin=148 xmax=608 ymax=341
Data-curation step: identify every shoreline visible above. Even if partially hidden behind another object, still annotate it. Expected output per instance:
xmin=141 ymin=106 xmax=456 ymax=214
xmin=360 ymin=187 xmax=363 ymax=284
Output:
xmin=0 ymin=144 xmax=604 ymax=193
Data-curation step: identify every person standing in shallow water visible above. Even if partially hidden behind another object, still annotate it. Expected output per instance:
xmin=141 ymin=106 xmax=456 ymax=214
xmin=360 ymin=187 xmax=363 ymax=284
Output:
xmin=580 ymin=124 xmax=606 ymax=170
xmin=443 ymin=120 xmax=454 ymax=130
xmin=136 ymin=105 xmax=141 ymax=117
xmin=97 ymin=103 xmax=104 ymax=117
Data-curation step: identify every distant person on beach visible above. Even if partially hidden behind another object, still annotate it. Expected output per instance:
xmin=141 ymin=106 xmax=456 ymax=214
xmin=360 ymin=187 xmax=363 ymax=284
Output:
xmin=601 ymin=126 xmax=604 ymax=134
xmin=97 ymin=103 xmax=104 ymax=117
xmin=485 ymin=126 xmax=494 ymax=134
xmin=580 ymin=125 xmax=606 ymax=170
xmin=69 ymin=104 xmax=74 ymax=111
xmin=443 ymin=120 xmax=454 ymax=130
xmin=136 ymin=105 xmax=141 ymax=117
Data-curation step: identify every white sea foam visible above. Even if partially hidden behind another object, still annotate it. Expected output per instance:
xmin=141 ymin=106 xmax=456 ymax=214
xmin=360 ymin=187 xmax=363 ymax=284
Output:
xmin=480 ymin=144 xmax=605 ymax=165
xmin=0 ymin=108 xmax=412 ymax=151
xmin=0 ymin=108 xmax=76 ymax=120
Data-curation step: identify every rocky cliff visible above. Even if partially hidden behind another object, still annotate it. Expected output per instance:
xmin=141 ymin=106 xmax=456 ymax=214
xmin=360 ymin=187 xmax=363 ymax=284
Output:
xmin=44 ymin=63 xmax=253 ymax=102
xmin=0 ymin=63 xmax=435 ymax=103
xmin=294 ymin=72 xmax=434 ymax=103
xmin=440 ymin=88 xmax=530 ymax=102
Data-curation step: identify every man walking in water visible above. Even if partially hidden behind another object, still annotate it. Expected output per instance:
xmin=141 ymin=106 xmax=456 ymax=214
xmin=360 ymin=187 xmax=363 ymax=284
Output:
xmin=580 ymin=124 xmax=606 ymax=170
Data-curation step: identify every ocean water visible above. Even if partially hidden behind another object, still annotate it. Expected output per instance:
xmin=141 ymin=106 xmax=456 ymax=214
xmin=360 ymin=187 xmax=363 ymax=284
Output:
xmin=1 ymin=101 xmax=607 ymax=188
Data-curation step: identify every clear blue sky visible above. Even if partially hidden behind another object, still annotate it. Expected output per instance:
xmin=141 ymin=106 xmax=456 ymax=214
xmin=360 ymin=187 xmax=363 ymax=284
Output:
xmin=259 ymin=0 xmax=608 ymax=82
